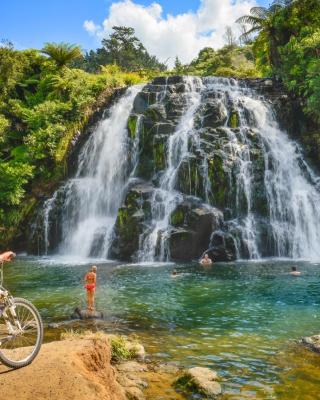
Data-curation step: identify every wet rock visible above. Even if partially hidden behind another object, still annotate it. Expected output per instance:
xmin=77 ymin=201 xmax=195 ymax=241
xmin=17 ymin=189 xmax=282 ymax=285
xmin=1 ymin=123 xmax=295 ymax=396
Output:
xmin=175 ymin=366 xmax=222 ymax=399
xmin=198 ymin=100 xmax=228 ymax=128
xmin=167 ymin=75 xmax=186 ymax=85
xmin=208 ymin=231 xmax=237 ymax=262
xmin=126 ymin=342 xmax=146 ymax=361
xmin=71 ymin=307 xmax=104 ymax=320
xmin=157 ymin=362 xmax=180 ymax=374
xmin=300 ymin=335 xmax=320 ymax=353
xmin=125 ymin=386 xmax=146 ymax=400
xmin=133 ymin=92 xmax=149 ymax=114
xmin=117 ymin=361 xmax=148 ymax=373
xmin=169 ymin=201 xmax=222 ymax=261
xmin=110 ymin=181 xmax=154 ymax=260
xmin=152 ymin=76 xmax=168 ymax=85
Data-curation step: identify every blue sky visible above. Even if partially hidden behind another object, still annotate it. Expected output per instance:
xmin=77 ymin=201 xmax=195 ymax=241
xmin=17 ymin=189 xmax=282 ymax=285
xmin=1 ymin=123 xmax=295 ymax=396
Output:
xmin=1 ymin=0 xmax=269 ymax=50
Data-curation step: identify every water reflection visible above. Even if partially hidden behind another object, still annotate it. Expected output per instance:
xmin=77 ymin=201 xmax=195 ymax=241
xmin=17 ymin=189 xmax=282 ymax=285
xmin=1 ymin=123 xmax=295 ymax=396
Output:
xmin=4 ymin=257 xmax=320 ymax=399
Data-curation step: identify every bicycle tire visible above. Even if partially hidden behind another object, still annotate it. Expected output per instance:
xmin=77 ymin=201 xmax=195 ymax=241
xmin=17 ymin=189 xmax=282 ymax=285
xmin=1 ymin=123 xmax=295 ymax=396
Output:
xmin=0 ymin=297 xmax=43 ymax=369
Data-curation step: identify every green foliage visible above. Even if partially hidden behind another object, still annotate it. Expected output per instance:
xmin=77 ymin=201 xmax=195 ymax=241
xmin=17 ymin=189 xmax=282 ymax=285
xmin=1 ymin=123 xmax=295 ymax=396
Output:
xmin=178 ymin=45 xmax=261 ymax=78
xmin=110 ymin=335 xmax=134 ymax=363
xmin=242 ymin=0 xmax=320 ymax=123
xmin=0 ymin=43 xmax=146 ymax=242
xmin=0 ymin=162 xmax=33 ymax=206
xmin=41 ymin=42 xmax=83 ymax=68
xmin=80 ymin=26 xmax=167 ymax=73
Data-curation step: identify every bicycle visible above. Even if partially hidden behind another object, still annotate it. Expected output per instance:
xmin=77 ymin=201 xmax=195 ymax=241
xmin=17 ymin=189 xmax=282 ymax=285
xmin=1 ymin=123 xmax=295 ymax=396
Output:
xmin=0 ymin=256 xmax=43 ymax=368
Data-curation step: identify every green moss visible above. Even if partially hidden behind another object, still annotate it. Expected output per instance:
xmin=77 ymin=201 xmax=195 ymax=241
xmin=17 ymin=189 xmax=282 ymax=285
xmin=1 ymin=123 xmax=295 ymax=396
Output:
xmin=153 ymin=136 xmax=166 ymax=171
xmin=228 ymin=110 xmax=240 ymax=128
xmin=145 ymin=106 xmax=161 ymax=122
xmin=127 ymin=115 xmax=138 ymax=140
xmin=170 ymin=208 xmax=185 ymax=226
xmin=174 ymin=375 xmax=200 ymax=396
xmin=110 ymin=335 xmax=135 ymax=363
xmin=208 ymin=156 xmax=227 ymax=208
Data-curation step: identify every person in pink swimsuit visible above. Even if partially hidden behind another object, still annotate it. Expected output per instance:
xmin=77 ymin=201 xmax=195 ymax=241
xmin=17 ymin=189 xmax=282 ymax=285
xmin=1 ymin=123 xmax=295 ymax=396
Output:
xmin=84 ymin=265 xmax=97 ymax=311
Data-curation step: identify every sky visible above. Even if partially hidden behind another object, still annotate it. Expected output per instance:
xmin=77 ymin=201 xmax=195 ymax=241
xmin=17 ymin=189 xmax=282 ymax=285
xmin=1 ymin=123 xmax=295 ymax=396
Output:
xmin=1 ymin=0 xmax=271 ymax=67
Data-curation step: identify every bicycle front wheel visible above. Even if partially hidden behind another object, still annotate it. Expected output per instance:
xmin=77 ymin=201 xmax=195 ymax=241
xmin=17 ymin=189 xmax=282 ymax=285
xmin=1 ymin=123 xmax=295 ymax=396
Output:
xmin=0 ymin=297 xmax=43 ymax=368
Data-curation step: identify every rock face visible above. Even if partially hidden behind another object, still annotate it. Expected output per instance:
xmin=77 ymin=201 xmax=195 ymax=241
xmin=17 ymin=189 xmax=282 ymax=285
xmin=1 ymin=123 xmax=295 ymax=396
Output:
xmin=71 ymin=307 xmax=104 ymax=320
xmin=30 ymin=75 xmax=308 ymax=262
xmin=300 ymin=334 xmax=320 ymax=353
xmin=175 ymin=366 xmax=222 ymax=398
xmin=110 ymin=76 xmax=283 ymax=262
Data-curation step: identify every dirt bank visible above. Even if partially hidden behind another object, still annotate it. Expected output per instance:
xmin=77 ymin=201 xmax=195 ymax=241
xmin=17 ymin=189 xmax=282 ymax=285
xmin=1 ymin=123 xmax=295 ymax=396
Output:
xmin=0 ymin=335 xmax=126 ymax=400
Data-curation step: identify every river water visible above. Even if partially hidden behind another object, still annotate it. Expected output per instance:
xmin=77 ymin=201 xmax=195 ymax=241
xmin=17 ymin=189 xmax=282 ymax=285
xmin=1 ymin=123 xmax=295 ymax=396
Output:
xmin=4 ymin=257 xmax=320 ymax=399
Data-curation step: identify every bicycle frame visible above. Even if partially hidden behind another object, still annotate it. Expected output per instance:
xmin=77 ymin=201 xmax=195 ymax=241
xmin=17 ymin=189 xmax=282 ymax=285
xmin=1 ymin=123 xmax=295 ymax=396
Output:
xmin=0 ymin=262 xmax=22 ymax=346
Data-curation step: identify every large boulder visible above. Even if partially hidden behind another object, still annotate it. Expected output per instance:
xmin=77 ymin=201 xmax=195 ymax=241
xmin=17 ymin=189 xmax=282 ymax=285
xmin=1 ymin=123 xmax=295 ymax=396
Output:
xmin=300 ymin=334 xmax=320 ymax=353
xmin=197 ymin=99 xmax=228 ymax=128
xmin=168 ymin=201 xmax=222 ymax=261
xmin=175 ymin=366 xmax=222 ymax=399
xmin=110 ymin=181 xmax=154 ymax=260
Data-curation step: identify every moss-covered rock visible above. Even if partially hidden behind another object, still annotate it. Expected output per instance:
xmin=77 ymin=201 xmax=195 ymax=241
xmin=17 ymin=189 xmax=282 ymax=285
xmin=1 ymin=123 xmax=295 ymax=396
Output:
xmin=174 ymin=367 xmax=222 ymax=399
xmin=127 ymin=115 xmax=138 ymax=140
xmin=110 ymin=182 xmax=154 ymax=260
xmin=228 ymin=109 xmax=240 ymax=128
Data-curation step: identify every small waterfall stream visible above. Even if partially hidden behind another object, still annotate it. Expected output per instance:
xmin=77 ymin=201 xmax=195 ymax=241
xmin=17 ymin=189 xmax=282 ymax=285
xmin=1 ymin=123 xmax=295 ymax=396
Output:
xmin=42 ymin=86 xmax=141 ymax=258
xmin=38 ymin=76 xmax=320 ymax=261
xmin=138 ymin=77 xmax=203 ymax=261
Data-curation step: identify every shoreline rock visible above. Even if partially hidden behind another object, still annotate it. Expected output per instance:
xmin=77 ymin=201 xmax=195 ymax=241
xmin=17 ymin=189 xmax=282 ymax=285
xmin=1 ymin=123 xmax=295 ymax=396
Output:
xmin=175 ymin=366 xmax=222 ymax=399
xmin=300 ymin=334 xmax=320 ymax=353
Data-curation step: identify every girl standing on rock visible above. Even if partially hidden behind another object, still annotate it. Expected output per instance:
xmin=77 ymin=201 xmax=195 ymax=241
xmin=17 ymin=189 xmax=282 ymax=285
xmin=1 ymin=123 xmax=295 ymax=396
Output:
xmin=84 ymin=265 xmax=97 ymax=311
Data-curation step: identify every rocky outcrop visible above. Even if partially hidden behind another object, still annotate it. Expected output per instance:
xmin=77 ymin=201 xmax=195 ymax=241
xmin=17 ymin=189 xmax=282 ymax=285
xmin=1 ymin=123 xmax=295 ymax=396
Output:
xmin=300 ymin=334 xmax=320 ymax=353
xmin=110 ymin=76 xmax=290 ymax=262
xmin=71 ymin=307 xmax=104 ymax=320
xmin=175 ymin=366 xmax=222 ymax=399
xmin=29 ymin=75 xmax=309 ymax=262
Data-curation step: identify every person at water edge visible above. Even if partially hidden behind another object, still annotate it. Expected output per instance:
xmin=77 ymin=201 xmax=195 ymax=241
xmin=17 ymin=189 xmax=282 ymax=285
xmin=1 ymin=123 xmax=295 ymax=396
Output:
xmin=84 ymin=265 xmax=97 ymax=311
xmin=0 ymin=251 xmax=16 ymax=263
xmin=290 ymin=266 xmax=301 ymax=276
xmin=200 ymin=253 xmax=212 ymax=265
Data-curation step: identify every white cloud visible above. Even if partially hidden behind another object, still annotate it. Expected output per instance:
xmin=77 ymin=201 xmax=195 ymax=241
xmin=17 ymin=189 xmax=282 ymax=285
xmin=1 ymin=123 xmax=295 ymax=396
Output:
xmin=84 ymin=0 xmax=256 ymax=67
xmin=83 ymin=20 xmax=101 ymax=36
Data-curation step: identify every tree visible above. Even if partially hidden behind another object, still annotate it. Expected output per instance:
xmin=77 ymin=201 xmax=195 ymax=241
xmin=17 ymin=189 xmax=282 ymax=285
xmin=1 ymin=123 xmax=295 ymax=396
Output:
xmin=82 ymin=26 xmax=166 ymax=72
xmin=236 ymin=6 xmax=282 ymax=67
xmin=174 ymin=56 xmax=184 ymax=74
xmin=41 ymin=42 xmax=82 ymax=68
xmin=223 ymin=26 xmax=237 ymax=47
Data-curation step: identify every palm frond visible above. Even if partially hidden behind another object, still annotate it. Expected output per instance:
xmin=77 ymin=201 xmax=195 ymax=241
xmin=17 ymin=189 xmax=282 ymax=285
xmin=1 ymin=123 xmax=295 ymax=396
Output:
xmin=236 ymin=15 xmax=263 ymax=25
xmin=239 ymin=26 xmax=262 ymax=43
xmin=250 ymin=7 xmax=268 ymax=18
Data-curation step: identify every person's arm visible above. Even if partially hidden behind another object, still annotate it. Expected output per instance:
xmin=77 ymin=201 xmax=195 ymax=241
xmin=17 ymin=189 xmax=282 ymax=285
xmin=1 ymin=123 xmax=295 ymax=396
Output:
xmin=0 ymin=251 xmax=15 ymax=262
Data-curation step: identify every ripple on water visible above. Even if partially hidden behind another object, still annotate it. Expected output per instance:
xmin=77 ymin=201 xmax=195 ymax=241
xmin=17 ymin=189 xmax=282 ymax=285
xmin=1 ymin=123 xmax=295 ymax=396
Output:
xmin=6 ymin=258 xmax=320 ymax=399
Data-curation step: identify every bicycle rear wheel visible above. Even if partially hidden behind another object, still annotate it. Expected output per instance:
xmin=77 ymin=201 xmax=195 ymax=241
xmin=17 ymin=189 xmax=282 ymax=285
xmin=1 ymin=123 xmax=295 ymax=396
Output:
xmin=0 ymin=297 xmax=43 ymax=368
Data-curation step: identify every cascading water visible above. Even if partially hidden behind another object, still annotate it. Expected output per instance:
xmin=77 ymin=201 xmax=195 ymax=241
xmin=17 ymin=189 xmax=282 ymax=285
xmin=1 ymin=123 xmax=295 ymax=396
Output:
xmin=42 ymin=86 xmax=141 ymax=258
xmin=37 ymin=76 xmax=320 ymax=262
xmin=138 ymin=77 xmax=203 ymax=261
xmin=135 ymin=76 xmax=320 ymax=261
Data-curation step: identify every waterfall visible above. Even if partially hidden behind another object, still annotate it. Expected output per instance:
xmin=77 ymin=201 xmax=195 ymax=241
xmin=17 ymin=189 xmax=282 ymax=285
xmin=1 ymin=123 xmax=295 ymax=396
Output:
xmin=136 ymin=76 xmax=320 ymax=261
xmin=38 ymin=76 xmax=320 ymax=262
xmin=138 ymin=77 xmax=203 ymax=261
xmin=42 ymin=85 xmax=141 ymax=258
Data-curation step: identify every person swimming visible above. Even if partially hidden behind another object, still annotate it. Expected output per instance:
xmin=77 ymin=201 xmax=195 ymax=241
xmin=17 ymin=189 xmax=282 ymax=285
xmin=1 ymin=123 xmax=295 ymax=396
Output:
xmin=200 ymin=253 xmax=213 ymax=265
xmin=171 ymin=269 xmax=178 ymax=278
xmin=290 ymin=266 xmax=301 ymax=276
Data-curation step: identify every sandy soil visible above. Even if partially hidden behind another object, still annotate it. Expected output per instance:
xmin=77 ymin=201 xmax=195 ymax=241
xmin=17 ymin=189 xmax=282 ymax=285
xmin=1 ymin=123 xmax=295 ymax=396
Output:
xmin=0 ymin=336 xmax=126 ymax=400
